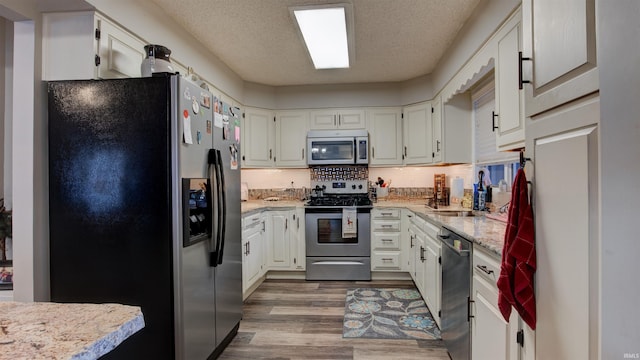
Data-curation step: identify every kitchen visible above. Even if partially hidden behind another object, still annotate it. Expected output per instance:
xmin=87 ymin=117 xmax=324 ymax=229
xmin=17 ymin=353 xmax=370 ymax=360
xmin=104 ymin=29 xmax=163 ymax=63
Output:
xmin=0 ymin=0 xmax=638 ymax=359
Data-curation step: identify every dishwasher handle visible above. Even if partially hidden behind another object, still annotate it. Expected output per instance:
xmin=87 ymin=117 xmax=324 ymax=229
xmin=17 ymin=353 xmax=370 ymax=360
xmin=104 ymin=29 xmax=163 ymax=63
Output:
xmin=438 ymin=234 xmax=470 ymax=256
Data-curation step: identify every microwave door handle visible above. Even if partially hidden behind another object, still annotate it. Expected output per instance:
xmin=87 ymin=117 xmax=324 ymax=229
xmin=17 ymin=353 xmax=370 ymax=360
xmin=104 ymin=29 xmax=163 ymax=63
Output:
xmin=216 ymin=149 xmax=227 ymax=265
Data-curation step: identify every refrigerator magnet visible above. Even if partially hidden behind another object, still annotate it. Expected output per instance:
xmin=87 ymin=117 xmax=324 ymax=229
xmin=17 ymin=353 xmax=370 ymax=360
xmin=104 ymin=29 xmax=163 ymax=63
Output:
xmin=206 ymin=120 xmax=212 ymax=134
xmin=197 ymin=131 xmax=202 ymax=144
xmin=201 ymin=93 xmax=211 ymax=108
xmin=229 ymin=144 xmax=238 ymax=170
xmin=183 ymin=109 xmax=193 ymax=144
xmin=192 ymin=96 xmax=199 ymax=114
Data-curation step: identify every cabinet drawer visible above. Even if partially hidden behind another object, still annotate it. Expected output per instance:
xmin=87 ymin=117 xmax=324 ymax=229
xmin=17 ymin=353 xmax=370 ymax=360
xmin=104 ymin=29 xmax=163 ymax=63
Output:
xmin=242 ymin=214 xmax=262 ymax=228
xmin=371 ymin=220 xmax=400 ymax=232
xmin=372 ymin=232 xmax=400 ymax=249
xmin=473 ymin=246 xmax=500 ymax=288
xmin=372 ymin=251 xmax=401 ymax=270
xmin=372 ymin=208 xmax=401 ymax=219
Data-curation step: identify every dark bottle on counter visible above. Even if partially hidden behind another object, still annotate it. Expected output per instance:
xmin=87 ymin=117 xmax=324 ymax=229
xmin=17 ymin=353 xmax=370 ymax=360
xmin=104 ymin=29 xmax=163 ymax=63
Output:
xmin=473 ymin=183 xmax=479 ymax=210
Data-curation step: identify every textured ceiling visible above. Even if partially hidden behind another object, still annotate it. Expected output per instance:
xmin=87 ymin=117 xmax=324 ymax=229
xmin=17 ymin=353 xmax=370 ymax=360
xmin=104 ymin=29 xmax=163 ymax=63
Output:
xmin=148 ymin=0 xmax=481 ymax=86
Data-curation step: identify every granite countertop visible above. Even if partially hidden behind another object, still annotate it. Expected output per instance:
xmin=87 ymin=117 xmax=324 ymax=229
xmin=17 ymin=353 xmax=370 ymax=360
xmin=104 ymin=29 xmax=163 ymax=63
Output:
xmin=0 ymin=302 xmax=144 ymax=360
xmin=374 ymin=199 xmax=507 ymax=257
xmin=239 ymin=198 xmax=506 ymax=258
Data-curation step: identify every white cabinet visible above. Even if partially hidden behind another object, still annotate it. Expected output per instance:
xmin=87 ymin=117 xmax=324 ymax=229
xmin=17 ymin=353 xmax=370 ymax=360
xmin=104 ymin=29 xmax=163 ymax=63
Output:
xmin=308 ymin=109 xmax=366 ymax=129
xmin=370 ymin=208 xmax=403 ymax=271
xmin=402 ymin=102 xmax=433 ymax=165
xmin=265 ymin=210 xmax=292 ymax=269
xmin=242 ymin=214 xmax=266 ymax=297
xmin=431 ymin=97 xmax=443 ymax=163
xmin=291 ymin=208 xmax=306 ymax=271
xmin=43 ymin=12 xmax=147 ymax=80
xmin=367 ymin=108 xmax=403 ymax=166
xmin=522 ymin=0 xmax=598 ymax=117
xmin=526 ymin=95 xmax=599 ymax=360
xmin=402 ymin=210 xmax=415 ymax=273
xmin=438 ymin=93 xmax=472 ymax=164
xmin=495 ymin=22 xmax=525 ymax=151
xmin=275 ymin=111 xmax=308 ymax=168
xmin=242 ymin=107 xmax=275 ymax=168
xmin=471 ymin=245 xmax=519 ymax=360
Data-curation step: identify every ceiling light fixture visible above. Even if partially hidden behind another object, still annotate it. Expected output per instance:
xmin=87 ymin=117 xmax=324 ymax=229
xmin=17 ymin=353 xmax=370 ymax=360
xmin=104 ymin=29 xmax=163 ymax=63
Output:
xmin=291 ymin=4 xmax=354 ymax=69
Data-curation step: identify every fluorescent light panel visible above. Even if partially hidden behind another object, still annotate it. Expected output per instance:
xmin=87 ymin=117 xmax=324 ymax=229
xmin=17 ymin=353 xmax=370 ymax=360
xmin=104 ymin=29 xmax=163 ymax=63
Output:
xmin=294 ymin=7 xmax=349 ymax=69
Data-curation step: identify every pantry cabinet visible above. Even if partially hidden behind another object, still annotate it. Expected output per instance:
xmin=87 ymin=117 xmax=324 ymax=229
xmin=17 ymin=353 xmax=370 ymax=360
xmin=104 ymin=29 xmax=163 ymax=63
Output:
xmin=242 ymin=107 xmax=275 ymax=168
xmin=367 ymin=108 xmax=403 ymax=166
xmin=495 ymin=22 xmax=525 ymax=151
xmin=43 ymin=11 xmax=147 ymax=80
xmin=402 ymin=102 xmax=433 ymax=165
xmin=526 ymin=94 xmax=599 ymax=360
xmin=309 ymin=109 xmax=366 ymax=129
xmin=522 ymin=0 xmax=598 ymax=117
xmin=275 ymin=111 xmax=309 ymax=168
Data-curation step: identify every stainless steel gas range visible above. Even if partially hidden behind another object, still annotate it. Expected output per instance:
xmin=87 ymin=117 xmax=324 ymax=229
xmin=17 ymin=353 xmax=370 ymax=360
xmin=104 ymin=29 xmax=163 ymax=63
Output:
xmin=305 ymin=166 xmax=372 ymax=281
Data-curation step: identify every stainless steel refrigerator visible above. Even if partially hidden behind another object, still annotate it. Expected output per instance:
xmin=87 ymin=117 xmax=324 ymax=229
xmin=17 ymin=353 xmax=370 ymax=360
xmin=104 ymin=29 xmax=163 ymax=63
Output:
xmin=48 ymin=74 xmax=242 ymax=360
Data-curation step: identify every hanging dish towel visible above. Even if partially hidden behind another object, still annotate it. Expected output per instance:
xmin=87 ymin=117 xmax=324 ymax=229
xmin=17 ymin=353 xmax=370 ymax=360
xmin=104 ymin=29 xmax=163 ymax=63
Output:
xmin=342 ymin=207 xmax=357 ymax=238
xmin=497 ymin=168 xmax=537 ymax=330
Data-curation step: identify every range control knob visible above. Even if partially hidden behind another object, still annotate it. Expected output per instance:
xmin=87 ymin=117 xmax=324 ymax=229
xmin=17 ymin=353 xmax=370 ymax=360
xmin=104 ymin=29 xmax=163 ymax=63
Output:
xmin=358 ymin=184 xmax=363 ymax=189
xmin=352 ymin=185 xmax=357 ymax=189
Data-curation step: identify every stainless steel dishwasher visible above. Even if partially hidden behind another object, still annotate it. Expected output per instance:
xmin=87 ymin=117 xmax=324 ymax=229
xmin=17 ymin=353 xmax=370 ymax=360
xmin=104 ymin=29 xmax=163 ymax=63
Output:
xmin=439 ymin=227 xmax=472 ymax=360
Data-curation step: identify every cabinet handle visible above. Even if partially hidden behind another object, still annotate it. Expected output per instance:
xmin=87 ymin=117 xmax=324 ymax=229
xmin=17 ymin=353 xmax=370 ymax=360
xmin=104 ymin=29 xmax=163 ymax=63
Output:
xmin=381 ymin=239 xmax=393 ymax=242
xmin=302 ymin=148 xmax=304 ymax=160
xmin=285 ymin=218 xmax=288 ymax=230
xmin=410 ymin=234 xmax=415 ymax=248
xmin=492 ymin=111 xmax=499 ymax=132
xmin=381 ymin=212 xmax=393 ymax=216
xmin=338 ymin=114 xmax=341 ymax=126
xmin=476 ymin=265 xmax=494 ymax=275
xmin=297 ymin=217 xmax=300 ymax=229
xmin=404 ymin=146 xmax=407 ymax=157
xmin=269 ymin=149 xmax=272 ymax=159
xmin=436 ymin=140 xmax=441 ymax=152
xmin=519 ymin=51 xmax=532 ymax=90
xmin=372 ymin=147 xmax=375 ymax=159
xmin=334 ymin=115 xmax=337 ymax=126
xmin=262 ymin=221 xmax=265 ymax=232
xmin=380 ymin=224 xmax=393 ymax=228
xmin=382 ymin=258 xmax=393 ymax=262
xmin=420 ymin=246 xmax=426 ymax=262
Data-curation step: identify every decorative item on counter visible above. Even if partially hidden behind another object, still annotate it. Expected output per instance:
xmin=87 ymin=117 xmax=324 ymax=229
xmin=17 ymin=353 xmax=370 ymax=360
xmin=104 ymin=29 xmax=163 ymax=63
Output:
xmin=478 ymin=170 xmax=486 ymax=211
xmin=434 ymin=174 xmax=449 ymax=207
xmin=461 ymin=193 xmax=474 ymax=209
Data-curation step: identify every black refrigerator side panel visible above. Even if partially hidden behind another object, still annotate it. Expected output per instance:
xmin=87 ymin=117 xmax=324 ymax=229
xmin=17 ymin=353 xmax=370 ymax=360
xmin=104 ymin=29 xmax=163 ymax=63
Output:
xmin=48 ymin=77 xmax=174 ymax=359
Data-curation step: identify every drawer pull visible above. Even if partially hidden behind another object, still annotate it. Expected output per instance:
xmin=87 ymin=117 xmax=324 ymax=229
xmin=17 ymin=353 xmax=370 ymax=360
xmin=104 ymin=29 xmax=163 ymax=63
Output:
xmin=381 ymin=212 xmax=393 ymax=216
xmin=382 ymin=258 xmax=393 ymax=262
xmin=381 ymin=239 xmax=393 ymax=242
xmin=380 ymin=225 xmax=393 ymax=228
xmin=476 ymin=265 xmax=494 ymax=275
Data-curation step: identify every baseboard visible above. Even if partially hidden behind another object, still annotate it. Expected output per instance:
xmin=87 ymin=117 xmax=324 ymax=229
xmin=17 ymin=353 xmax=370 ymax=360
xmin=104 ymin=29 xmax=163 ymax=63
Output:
xmin=371 ymin=271 xmax=412 ymax=281
xmin=265 ymin=271 xmax=306 ymax=280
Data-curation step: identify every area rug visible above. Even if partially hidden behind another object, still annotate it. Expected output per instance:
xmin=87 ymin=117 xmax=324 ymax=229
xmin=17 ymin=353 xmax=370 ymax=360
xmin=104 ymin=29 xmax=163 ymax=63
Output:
xmin=343 ymin=288 xmax=441 ymax=340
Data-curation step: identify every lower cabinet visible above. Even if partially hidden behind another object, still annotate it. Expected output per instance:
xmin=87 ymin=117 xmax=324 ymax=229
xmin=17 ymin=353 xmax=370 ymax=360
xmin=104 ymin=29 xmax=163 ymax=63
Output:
xmin=472 ymin=245 xmax=533 ymax=360
xmin=265 ymin=210 xmax=292 ymax=269
xmin=241 ymin=214 xmax=266 ymax=296
xmin=371 ymin=208 xmax=403 ymax=271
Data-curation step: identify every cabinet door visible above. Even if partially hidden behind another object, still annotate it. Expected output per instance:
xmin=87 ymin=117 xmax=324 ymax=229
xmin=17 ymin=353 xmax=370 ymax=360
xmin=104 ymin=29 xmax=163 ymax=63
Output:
xmin=424 ymin=236 xmax=441 ymax=326
xmin=368 ymin=108 xmax=403 ymax=166
xmin=431 ymin=98 xmax=443 ymax=163
xmin=292 ymin=208 xmax=306 ymax=270
xmin=243 ymin=227 xmax=264 ymax=294
xmin=496 ymin=23 xmax=525 ymax=151
xmin=242 ymin=108 xmax=275 ymax=168
xmin=403 ymin=102 xmax=433 ymax=165
xmin=527 ymin=95 xmax=599 ymax=360
xmin=337 ymin=109 xmax=366 ymax=129
xmin=265 ymin=211 xmax=292 ymax=269
xmin=522 ymin=0 xmax=598 ymax=116
xmin=275 ymin=111 xmax=308 ymax=167
xmin=472 ymin=273 xmax=519 ymax=360
xmin=414 ymin=232 xmax=427 ymax=296
xmin=309 ymin=110 xmax=338 ymax=129
xmin=95 ymin=15 xmax=146 ymax=79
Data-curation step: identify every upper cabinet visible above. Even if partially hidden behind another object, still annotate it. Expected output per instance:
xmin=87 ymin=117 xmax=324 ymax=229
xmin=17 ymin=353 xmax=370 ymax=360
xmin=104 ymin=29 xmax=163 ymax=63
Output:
xmin=402 ymin=102 xmax=433 ymax=165
xmin=275 ymin=111 xmax=309 ymax=168
xmin=495 ymin=22 xmax=525 ymax=151
xmin=522 ymin=0 xmax=598 ymax=116
xmin=43 ymin=12 xmax=146 ymax=80
xmin=309 ymin=109 xmax=366 ymax=129
xmin=242 ymin=107 xmax=275 ymax=168
xmin=439 ymin=93 xmax=472 ymax=164
xmin=367 ymin=108 xmax=403 ymax=166
xmin=431 ymin=97 xmax=443 ymax=163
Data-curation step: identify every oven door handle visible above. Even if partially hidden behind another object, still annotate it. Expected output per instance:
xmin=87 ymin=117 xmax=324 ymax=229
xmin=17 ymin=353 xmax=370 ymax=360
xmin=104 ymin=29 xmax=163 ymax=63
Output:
xmin=310 ymin=260 xmax=366 ymax=266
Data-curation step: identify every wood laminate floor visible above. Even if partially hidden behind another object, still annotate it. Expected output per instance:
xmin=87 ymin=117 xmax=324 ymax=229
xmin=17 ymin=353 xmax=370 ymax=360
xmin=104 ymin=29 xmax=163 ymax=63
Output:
xmin=219 ymin=279 xmax=450 ymax=360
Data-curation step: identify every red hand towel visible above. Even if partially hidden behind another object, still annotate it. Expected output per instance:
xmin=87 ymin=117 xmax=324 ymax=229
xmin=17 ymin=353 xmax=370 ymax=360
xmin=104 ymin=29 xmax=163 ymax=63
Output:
xmin=497 ymin=168 xmax=536 ymax=329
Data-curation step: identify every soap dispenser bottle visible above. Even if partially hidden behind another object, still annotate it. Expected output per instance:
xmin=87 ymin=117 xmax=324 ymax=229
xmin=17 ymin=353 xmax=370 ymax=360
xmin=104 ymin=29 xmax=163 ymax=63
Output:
xmin=477 ymin=170 xmax=486 ymax=211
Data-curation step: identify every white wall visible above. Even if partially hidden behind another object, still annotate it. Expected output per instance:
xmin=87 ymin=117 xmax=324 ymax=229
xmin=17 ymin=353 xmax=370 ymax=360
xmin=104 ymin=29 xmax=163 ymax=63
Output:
xmin=597 ymin=0 xmax=640 ymax=356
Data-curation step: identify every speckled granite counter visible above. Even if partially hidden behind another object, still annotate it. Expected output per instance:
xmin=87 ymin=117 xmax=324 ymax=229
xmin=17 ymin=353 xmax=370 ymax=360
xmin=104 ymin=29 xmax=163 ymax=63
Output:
xmin=374 ymin=200 xmax=507 ymax=258
xmin=240 ymin=198 xmax=506 ymax=258
xmin=0 ymin=302 xmax=144 ymax=360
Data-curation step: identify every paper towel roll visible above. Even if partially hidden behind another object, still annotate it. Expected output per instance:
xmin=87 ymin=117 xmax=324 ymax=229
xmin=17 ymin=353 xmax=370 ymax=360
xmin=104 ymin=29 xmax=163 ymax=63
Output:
xmin=451 ymin=177 xmax=464 ymax=199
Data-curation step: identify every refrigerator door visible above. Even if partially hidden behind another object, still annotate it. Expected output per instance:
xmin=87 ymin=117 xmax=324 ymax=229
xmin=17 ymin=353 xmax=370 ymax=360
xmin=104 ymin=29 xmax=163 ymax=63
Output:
xmin=212 ymin=103 xmax=243 ymax=348
xmin=174 ymin=77 xmax=218 ymax=360
xmin=48 ymin=76 xmax=175 ymax=359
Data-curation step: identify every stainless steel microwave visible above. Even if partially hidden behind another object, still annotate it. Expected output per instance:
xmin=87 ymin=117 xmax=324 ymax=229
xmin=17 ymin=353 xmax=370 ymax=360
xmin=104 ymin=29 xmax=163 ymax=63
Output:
xmin=307 ymin=129 xmax=368 ymax=165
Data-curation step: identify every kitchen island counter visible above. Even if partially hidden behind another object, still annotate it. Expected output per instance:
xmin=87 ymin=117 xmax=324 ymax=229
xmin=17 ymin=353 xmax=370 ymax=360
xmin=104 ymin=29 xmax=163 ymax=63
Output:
xmin=0 ymin=302 xmax=144 ymax=360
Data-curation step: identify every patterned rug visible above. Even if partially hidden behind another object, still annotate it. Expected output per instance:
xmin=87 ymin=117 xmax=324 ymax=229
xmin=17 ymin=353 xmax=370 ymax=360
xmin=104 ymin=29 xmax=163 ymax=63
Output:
xmin=343 ymin=288 xmax=441 ymax=340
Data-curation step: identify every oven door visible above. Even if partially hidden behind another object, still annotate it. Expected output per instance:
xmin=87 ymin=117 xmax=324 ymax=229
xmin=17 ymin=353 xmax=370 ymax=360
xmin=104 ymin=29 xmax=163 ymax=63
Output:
xmin=305 ymin=209 xmax=370 ymax=257
xmin=307 ymin=137 xmax=356 ymax=165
